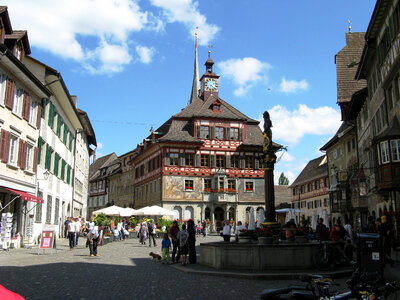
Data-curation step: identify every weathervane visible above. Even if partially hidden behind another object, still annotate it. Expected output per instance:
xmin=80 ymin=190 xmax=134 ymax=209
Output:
xmin=348 ymin=19 xmax=352 ymax=33
xmin=208 ymin=44 xmax=213 ymax=58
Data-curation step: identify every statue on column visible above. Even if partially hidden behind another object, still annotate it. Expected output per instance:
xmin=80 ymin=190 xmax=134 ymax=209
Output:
xmin=262 ymin=111 xmax=276 ymax=168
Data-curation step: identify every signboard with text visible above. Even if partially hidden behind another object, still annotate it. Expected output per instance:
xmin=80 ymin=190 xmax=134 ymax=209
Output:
xmin=39 ymin=231 xmax=55 ymax=249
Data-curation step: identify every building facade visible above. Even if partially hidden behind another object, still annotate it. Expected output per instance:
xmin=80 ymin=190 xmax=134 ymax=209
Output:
xmin=290 ymin=156 xmax=330 ymax=226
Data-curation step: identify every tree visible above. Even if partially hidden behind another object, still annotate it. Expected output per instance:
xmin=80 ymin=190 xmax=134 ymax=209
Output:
xmin=278 ymin=173 xmax=289 ymax=185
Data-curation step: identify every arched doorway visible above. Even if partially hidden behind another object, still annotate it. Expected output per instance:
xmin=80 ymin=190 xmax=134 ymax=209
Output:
xmin=184 ymin=206 xmax=193 ymax=220
xmin=214 ymin=207 xmax=224 ymax=232
xmin=228 ymin=207 xmax=235 ymax=221
xmin=205 ymin=207 xmax=211 ymax=220
xmin=173 ymin=206 xmax=182 ymax=220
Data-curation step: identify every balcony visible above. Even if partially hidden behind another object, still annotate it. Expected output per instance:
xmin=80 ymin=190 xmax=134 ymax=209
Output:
xmin=377 ymin=162 xmax=400 ymax=191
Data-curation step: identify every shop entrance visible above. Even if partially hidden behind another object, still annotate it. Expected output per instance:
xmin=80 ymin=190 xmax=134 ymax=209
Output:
xmin=214 ymin=207 xmax=224 ymax=232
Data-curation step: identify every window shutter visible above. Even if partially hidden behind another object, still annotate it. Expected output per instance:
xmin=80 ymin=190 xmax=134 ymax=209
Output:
xmin=33 ymin=147 xmax=38 ymax=173
xmin=164 ymin=152 xmax=170 ymax=166
xmin=239 ymin=128 xmax=244 ymax=141
xmin=196 ymin=125 xmax=200 ymax=138
xmin=195 ymin=154 xmax=200 ymax=167
xmin=255 ymin=156 xmax=260 ymax=169
xmin=0 ymin=129 xmax=9 ymax=163
xmin=36 ymin=102 xmax=42 ymax=129
xmin=22 ymin=141 xmax=27 ymax=170
xmin=23 ymin=93 xmax=31 ymax=121
xmin=5 ymin=79 xmax=15 ymax=110
xmin=211 ymin=154 xmax=216 ymax=168
xmin=210 ymin=126 xmax=216 ymax=139
xmin=226 ymin=155 xmax=231 ymax=168
xmin=225 ymin=127 xmax=230 ymax=140
xmin=18 ymin=139 xmax=24 ymax=168
xmin=41 ymin=98 xmax=47 ymax=118
xmin=57 ymin=115 xmax=62 ymax=136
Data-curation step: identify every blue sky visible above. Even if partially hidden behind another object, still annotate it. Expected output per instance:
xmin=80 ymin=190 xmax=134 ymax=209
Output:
xmin=5 ymin=0 xmax=376 ymax=184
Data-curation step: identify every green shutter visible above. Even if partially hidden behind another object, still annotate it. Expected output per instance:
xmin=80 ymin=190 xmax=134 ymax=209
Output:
xmin=45 ymin=144 xmax=50 ymax=170
xmin=63 ymin=126 xmax=68 ymax=144
xmin=56 ymin=116 xmax=62 ymax=136
xmin=69 ymin=132 xmax=73 ymax=149
xmin=37 ymin=137 xmax=43 ymax=164
xmin=48 ymin=102 xmax=54 ymax=127
xmin=61 ymin=159 xmax=66 ymax=181
xmin=54 ymin=153 xmax=59 ymax=176
xmin=72 ymin=169 xmax=75 ymax=187
xmin=66 ymin=165 xmax=71 ymax=184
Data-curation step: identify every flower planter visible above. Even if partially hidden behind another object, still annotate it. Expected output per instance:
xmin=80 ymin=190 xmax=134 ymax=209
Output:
xmin=258 ymin=237 xmax=274 ymax=244
xmin=238 ymin=236 xmax=252 ymax=243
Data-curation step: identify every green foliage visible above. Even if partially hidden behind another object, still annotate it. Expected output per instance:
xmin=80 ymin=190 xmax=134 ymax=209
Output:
xmin=278 ymin=173 xmax=289 ymax=185
xmin=115 ymin=216 xmax=120 ymax=224
xmin=94 ymin=213 xmax=111 ymax=227
xmin=129 ymin=216 xmax=137 ymax=227
xmin=157 ymin=217 xmax=174 ymax=232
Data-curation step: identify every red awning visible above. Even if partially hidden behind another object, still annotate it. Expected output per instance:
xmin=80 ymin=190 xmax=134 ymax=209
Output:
xmin=1 ymin=187 xmax=44 ymax=204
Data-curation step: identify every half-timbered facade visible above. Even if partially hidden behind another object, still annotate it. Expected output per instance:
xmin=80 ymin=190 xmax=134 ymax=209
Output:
xmin=129 ymin=45 xmax=266 ymax=228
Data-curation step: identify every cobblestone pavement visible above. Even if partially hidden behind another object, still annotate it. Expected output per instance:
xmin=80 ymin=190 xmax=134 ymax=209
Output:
xmin=0 ymin=235 xmax=304 ymax=300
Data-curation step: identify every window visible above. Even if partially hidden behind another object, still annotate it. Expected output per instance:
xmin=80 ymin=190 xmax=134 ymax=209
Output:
xmin=391 ymin=139 xmax=400 ymax=162
xmin=301 ymin=185 xmax=306 ymax=194
xmin=203 ymin=179 xmax=211 ymax=190
xmin=216 ymin=155 xmax=225 ymax=168
xmin=315 ymin=180 xmax=320 ymax=190
xmin=307 ymin=183 xmax=313 ymax=192
xmin=245 ymin=181 xmax=254 ymax=192
xmin=8 ymin=134 xmax=19 ymax=165
xmin=200 ymin=126 xmax=209 ymax=139
xmin=218 ymin=177 xmax=225 ymax=191
xmin=186 ymin=154 xmax=194 ymax=166
xmin=25 ymin=143 xmax=34 ymax=171
xmin=308 ymin=202 xmax=313 ymax=209
xmin=245 ymin=156 xmax=253 ymax=168
xmin=230 ymin=128 xmax=239 ymax=140
xmin=46 ymin=195 xmax=52 ymax=224
xmin=35 ymin=191 xmax=43 ymax=223
xmin=301 ymin=201 xmax=306 ymax=208
xmin=380 ymin=141 xmax=390 ymax=164
xmin=324 ymin=198 xmax=330 ymax=207
xmin=213 ymin=104 xmax=221 ymax=112
xmin=324 ymin=177 xmax=329 ymax=187
xmin=29 ymin=100 xmax=38 ymax=126
xmin=352 ymin=138 xmax=355 ymax=149
xmin=12 ymin=88 xmax=23 ymax=116
xmin=170 ymin=153 xmax=179 ymax=166
xmin=215 ymin=127 xmax=224 ymax=140
xmin=201 ymin=154 xmax=209 ymax=167
xmin=231 ymin=155 xmax=239 ymax=168
xmin=0 ymin=74 xmax=6 ymax=106
xmin=54 ymin=198 xmax=59 ymax=225
xmin=185 ymin=179 xmax=194 ymax=191
xmin=347 ymin=141 xmax=351 ymax=153
xmin=227 ymin=179 xmax=236 ymax=192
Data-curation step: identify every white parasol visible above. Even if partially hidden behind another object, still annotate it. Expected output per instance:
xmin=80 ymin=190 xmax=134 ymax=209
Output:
xmin=257 ymin=208 xmax=265 ymax=228
xmin=248 ymin=208 xmax=256 ymax=230
xmin=132 ymin=205 xmax=178 ymax=217
xmin=91 ymin=205 xmax=125 ymax=216
xmin=311 ymin=209 xmax=318 ymax=230
xmin=120 ymin=208 xmax=138 ymax=217
xmin=322 ymin=209 xmax=329 ymax=228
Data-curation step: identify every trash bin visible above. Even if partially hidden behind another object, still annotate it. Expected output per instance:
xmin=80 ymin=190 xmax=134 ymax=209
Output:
xmin=357 ymin=233 xmax=383 ymax=278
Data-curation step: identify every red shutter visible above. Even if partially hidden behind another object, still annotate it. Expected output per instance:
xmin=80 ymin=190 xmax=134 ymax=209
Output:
xmin=1 ymin=130 xmax=10 ymax=163
xmin=36 ymin=103 xmax=42 ymax=129
xmin=4 ymin=79 xmax=13 ymax=109
xmin=33 ymin=146 xmax=38 ymax=173
xmin=22 ymin=141 xmax=27 ymax=170
xmin=23 ymin=93 xmax=31 ymax=121
xmin=18 ymin=139 xmax=24 ymax=168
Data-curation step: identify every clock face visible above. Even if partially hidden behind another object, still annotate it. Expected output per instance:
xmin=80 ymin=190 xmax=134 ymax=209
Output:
xmin=206 ymin=79 xmax=218 ymax=91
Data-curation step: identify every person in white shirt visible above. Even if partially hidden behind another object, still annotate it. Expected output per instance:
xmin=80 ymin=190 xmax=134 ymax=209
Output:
xmin=74 ymin=218 xmax=81 ymax=247
xmin=234 ymin=221 xmax=247 ymax=242
xmin=222 ymin=220 xmax=231 ymax=242
xmin=67 ymin=217 xmax=76 ymax=249
xmin=89 ymin=224 xmax=104 ymax=257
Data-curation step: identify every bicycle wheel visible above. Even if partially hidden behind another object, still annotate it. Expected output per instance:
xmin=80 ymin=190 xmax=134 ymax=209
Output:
xmin=314 ymin=248 xmax=334 ymax=269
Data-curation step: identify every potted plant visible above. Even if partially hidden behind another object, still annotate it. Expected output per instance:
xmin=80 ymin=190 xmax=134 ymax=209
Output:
xmin=238 ymin=229 xmax=255 ymax=243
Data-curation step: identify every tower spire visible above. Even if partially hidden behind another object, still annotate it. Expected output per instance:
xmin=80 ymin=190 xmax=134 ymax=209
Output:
xmin=189 ymin=31 xmax=200 ymax=104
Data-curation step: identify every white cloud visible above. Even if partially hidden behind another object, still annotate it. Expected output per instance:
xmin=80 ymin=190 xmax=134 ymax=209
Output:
xmin=96 ymin=142 xmax=104 ymax=150
xmin=280 ymin=77 xmax=309 ymax=93
xmin=149 ymin=0 xmax=219 ymax=46
xmin=136 ymin=46 xmax=156 ymax=64
xmin=258 ymin=104 xmax=341 ymax=145
xmin=217 ymin=57 xmax=271 ymax=96
xmin=7 ymin=0 xmax=159 ymax=74
xmin=279 ymin=152 xmax=294 ymax=162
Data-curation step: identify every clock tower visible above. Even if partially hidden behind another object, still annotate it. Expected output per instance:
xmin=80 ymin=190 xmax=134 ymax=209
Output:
xmin=200 ymin=54 xmax=220 ymax=100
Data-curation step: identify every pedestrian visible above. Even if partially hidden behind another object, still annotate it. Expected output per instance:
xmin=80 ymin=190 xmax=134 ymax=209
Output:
xmin=187 ymin=219 xmax=196 ymax=264
xmin=161 ymin=233 xmax=171 ymax=264
xmin=177 ymin=224 xmax=189 ymax=266
xmin=63 ymin=217 xmax=71 ymax=238
xmin=139 ymin=219 xmax=148 ymax=245
xmin=89 ymin=224 xmax=104 ymax=257
xmin=148 ymin=219 xmax=157 ymax=247
xmin=168 ymin=220 xmax=181 ymax=264
xmin=111 ymin=217 xmax=115 ymax=232
xmin=86 ymin=217 xmax=95 ymax=247
xmin=196 ymin=221 xmax=201 ymax=236
xmin=202 ymin=220 xmax=208 ymax=237
xmin=315 ymin=218 xmax=328 ymax=241
xmin=67 ymin=217 xmax=76 ymax=249
xmin=234 ymin=221 xmax=246 ymax=242
xmin=74 ymin=217 xmax=81 ymax=246
xmin=222 ymin=220 xmax=231 ymax=242
xmin=135 ymin=223 xmax=141 ymax=238
xmin=343 ymin=219 xmax=355 ymax=260
xmin=117 ymin=219 xmax=124 ymax=241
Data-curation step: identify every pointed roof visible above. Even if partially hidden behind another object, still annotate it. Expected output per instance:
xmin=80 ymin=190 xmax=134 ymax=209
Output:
xmin=89 ymin=152 xmax=118 ymax=181
xmin=290 ymin=156 xmax=328 ymax=187
xmin=189 ymin=34 xmax=200 ymax=104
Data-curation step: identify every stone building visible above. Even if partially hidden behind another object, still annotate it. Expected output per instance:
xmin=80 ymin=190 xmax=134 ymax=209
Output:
xmin=290 ymin=156 xmax=330 ymax=226
xmin=128 ymin=43 xmax=275 ymax=229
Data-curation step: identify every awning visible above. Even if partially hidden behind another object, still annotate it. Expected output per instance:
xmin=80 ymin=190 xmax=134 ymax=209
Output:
xmin=0 ymin=186 xmax=44 ymax=204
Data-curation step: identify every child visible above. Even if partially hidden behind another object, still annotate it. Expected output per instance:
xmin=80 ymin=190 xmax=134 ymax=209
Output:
xmin=161 ymin=233 xmax=171 ymax=264
xmin=177 ymin=224 xmax=189 ymax=266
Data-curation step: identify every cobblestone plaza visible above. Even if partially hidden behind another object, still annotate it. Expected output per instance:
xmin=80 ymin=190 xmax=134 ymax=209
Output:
xmin=0 ymin=236 xmax=295 ymax=300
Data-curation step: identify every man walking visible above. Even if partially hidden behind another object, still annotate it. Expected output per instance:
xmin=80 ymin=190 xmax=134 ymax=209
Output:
xmin=148 ymin=219 xmax=157 ymax=247
xmin=67 ymin=217 xmax=76 ymax=249
xmin=168 ymin=221 xmax=181 ymax=263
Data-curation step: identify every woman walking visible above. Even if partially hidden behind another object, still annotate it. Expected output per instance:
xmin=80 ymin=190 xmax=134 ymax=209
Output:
xmin=139 ymin=219 xmax=148 ymax=245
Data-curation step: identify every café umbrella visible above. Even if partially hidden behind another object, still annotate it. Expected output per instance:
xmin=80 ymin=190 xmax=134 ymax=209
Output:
xmin=132 ymin=205 xmax=178 ymax=217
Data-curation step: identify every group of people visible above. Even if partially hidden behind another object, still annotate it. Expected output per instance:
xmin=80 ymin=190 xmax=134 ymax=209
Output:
xmin=63 ymin=216 xmax=95 ymax=249
xmin=219 ymin=220 xmax=247 ymax=242
xmin=110 ymin=217 xmax=129 ymax=242
xmin=135 ymin=218 xmax=157 ymax=246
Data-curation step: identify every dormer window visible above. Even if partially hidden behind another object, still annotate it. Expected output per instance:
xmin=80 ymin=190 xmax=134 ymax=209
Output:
xmin=213 ymin=104 xmax=221 ymax=112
